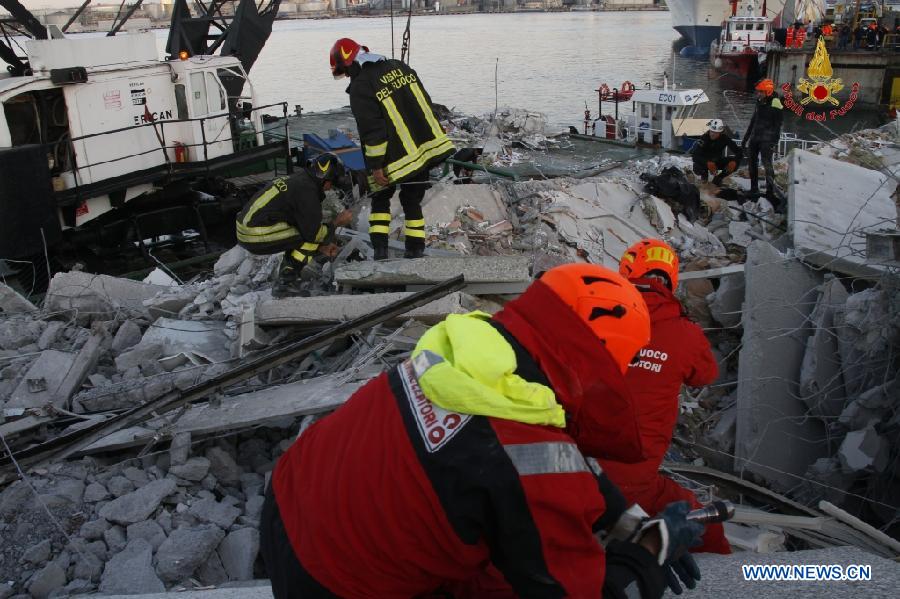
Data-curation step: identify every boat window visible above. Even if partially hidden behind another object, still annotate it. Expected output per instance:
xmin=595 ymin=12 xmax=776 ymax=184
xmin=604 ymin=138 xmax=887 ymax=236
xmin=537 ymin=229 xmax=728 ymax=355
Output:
xmin=736 ymin=24 xmax=744 ymax=30
xmin=218 ymin=67 xmax=248 ymax=100
xmin=174 ymin=84 xmax=188 ymax=120
xmin=205 ymin=72 xmax=226 ymax=112
xmin=757 ymin=24 xmax=765 ymax=30
xmin=641 ymin=104 xmax=650 ymax=118
xmin=190 ymin=72 xmax=207 ymax=117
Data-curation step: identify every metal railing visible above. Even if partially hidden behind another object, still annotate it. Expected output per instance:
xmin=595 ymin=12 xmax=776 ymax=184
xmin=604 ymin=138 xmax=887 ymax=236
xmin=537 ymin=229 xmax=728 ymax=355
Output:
xmin=61 ymin=101 xmax=290 ymax=200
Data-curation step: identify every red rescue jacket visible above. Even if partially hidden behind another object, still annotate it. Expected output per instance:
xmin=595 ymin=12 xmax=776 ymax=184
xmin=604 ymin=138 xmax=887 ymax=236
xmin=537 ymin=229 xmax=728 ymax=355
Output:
xmin=600 ymin=280 xmax=718 ymax=487
xmin=272 ymin=281 xmax=662 ymax=598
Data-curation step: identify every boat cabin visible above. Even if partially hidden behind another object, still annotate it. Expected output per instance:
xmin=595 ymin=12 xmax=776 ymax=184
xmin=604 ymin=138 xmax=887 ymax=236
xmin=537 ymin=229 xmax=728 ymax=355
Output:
xmin=719 ymin=15 xmax=773 ymax=53
xmin=626 ymin=88 xmax=710 ymax=150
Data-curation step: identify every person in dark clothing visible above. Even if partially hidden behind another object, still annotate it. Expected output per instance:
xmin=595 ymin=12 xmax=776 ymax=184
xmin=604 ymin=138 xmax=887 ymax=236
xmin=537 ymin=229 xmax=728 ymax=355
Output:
xmin=838 ymin=23 xmax=850 ymax=50
xmin=743 ymin=78 xmax=784 ymax=208
xmin=236 ymin=153 xmax=352 ymax=297
xmin=867 ymin=23 xmax=878 ymax=49
xmin=260 ymin=263 xmax=707 ymax=599
xmin=690 ymin=119 xmax=743 ymax=185
xmin=451 ymin=147 xmax=484 ymax=184
xmin=854 ymin=24 xmax=864 ymax=49
xmin=331 ymin=37 xmax=455 ymax=260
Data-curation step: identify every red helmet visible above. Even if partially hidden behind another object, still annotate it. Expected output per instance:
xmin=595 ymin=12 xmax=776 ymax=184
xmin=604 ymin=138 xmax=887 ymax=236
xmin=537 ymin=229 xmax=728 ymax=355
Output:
xmin=619 ymin=238 xmax=680 ymax=290
xmin=755 ymin=78 xmax=775 ymax=96
xmin=330 ymin=38 xmax=363 ymax=78
xmin=540 ymin=263 xmax=650 ymax=373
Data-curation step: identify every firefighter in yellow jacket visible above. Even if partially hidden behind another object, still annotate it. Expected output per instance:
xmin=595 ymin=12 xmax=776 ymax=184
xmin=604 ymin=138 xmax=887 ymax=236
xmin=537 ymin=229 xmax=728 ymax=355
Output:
xmin=330 ymin=38 xmax=454 ymax=260
xmin=236 ymin=153 xmax=352 ymax=297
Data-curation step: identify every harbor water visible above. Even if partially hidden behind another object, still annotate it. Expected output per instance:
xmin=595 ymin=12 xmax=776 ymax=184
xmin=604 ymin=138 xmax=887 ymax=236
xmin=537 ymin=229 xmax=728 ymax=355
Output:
xmin=240 ymin=12 xmax=881 ymax=140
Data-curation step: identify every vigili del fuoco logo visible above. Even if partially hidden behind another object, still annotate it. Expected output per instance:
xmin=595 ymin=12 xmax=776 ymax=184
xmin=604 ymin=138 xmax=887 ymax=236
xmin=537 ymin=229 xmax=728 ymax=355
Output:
xmin=781 ymin=36 xmax=860 ymax=122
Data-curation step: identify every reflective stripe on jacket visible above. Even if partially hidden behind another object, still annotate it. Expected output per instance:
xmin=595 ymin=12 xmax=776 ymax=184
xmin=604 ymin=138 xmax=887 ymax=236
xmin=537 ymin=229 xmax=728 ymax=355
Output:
xmin=348 ymin=59 xmax=455 ymax=184
xmin=235 ymin=171 xmax=325 ymax=250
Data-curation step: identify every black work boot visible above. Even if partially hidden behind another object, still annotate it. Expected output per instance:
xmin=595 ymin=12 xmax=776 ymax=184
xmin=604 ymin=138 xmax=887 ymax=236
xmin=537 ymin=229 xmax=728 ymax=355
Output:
xmin=370 ymin=232 xmax=390 ymax=261
xmin=404 ymin=238 xmax=425 ymax=259
xmin=272 ymin=264 xmax=308 ymax=298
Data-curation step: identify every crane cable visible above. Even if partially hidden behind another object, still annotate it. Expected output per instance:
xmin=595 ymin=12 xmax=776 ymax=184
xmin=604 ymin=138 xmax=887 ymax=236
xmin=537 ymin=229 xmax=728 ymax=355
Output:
xmin=400 ymin=2 xmax=413 ymax=64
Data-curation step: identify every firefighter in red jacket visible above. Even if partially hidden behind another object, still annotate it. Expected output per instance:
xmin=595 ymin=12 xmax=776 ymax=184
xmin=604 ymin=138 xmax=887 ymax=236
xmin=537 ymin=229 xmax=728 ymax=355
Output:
xmin=600 ymin=239 xmax=731 ymax=566
xmin=260 ymin=263 xmax=707 ymax=598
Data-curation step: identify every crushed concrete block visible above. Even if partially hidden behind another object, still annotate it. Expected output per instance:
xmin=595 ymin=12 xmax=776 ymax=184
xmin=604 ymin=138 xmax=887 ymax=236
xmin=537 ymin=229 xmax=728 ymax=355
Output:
xmin=37 ymin=322 xmax=64 ymax=351
xmin=155 ymin=525 xmax=226 ymax=584
xmin=141 ymin=318 xmax=231 ymax=365
xmin=99 ymin=478 xmax=177 ymax=525
xmin=111 ymin=320 xmax=143 ymax=353
xmin=708 ymin=272 xmax=745 ymax=329
xmin=735 ymin=241 xmax=828 ymax=491
xmin=416 ymin=183 xmax=509 ymax=225
xmin=143 ymin=267 xmax=178 ymax=287
xmin=189 ymin=498 xmax=241 ymax=529
xmin=79 ymin=518 xmax=110 ymax=540
xmin=727 ymin=221 xmax=753 ymax=247
xmin=0 ymin=283 xmax=37 ymax=315
xmin=236 ymin=304 xmax=271 ymax=358
xmin=169 ymin=431 xmax=192 ymax=466
xmin=256 ymin=291 xmax=481 ymax=327
xmin=244 ymin=495 xmax=264 ymax=522
xmin=214 ymin=246 xmax=250 ymax=277
xmin=169 ymin=456 xmax=210 ymax=482
xmin=205 ymin=448 xmax=242 ymax=487
xmin=20 ymin=539 xmax=52 ymax=565
xmin=44 ymin=271 xmax=167 ymax=323
xmin=788 ymin=150 xmax=898 ymax=277
xmin=6 ymin=350 xmax=75 ymax=409
xmin=83 ymin=482 xmax=109 ymax=503
xmin=100 ymin=539 xmax=165 ymax=595
xmin=126 ymin=520 xmax=167 ymax=551
xmin=104 ymin=525 xmax=127 ymax=553
xmin=114 ymin=342 xmax=164 ymax=373
xmin=217 ymin=527 xmax=259 ymax=581
xmin=27 ymin=562 xmax=66 ymax=599
xmin=336 ymin=256 xmax=530 ymax=290
xmin=838 ymin=425 xmax=889 ymax=473
xmin=144 ymin=288 xmax=198 ymax=319
xmin=799 ymin=279 xmax=850 ymax=418
xmin=196 ymin=550 xmax=229 ymax=586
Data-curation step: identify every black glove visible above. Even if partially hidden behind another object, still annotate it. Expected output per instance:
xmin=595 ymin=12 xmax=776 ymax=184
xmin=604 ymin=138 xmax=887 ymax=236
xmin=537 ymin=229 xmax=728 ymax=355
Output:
xmin=654 ymin=501 xmax=705 ymax=562
xmin=665 ymin=552 xmax=701 ymax=595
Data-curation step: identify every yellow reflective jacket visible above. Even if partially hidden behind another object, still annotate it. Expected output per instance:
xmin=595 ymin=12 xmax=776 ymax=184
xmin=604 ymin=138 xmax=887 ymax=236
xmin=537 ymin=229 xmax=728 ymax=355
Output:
xmin=412 ymin=312 xmax=566 ymax=428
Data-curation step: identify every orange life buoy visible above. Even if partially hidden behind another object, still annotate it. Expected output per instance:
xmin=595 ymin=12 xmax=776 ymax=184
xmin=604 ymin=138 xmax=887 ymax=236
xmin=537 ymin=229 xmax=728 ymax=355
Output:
xmin=621 ymin=80 xmax=634 ymax=93
xmin=598 ymin=83 xmax=611 ymax=98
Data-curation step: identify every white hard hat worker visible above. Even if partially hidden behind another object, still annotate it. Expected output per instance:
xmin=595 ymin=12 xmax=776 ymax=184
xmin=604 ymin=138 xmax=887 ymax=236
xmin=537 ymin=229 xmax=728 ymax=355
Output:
xmin=706 ymin=119 xmax=725 ymax=136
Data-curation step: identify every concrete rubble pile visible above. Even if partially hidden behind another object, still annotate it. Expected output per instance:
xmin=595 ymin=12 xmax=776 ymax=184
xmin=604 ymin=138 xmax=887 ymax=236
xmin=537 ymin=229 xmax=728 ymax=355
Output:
xmin=0 ymin=122 xmax=899 ymax=595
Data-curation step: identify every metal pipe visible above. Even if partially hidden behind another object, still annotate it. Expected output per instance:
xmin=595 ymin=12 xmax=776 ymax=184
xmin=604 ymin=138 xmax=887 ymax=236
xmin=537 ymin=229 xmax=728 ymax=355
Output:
xmin=107 ymin=0 xmax=145 ymax=36
xmin=446 ymin=158 xmax=519 ymax=180
xmin=62 ymin=0 xmax=92 ymax=33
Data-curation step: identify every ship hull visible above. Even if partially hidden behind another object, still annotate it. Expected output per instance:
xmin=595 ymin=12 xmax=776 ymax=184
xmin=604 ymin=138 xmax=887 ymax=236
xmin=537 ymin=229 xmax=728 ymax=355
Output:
xmin=670 ymin=0 xmax=786 ymax=55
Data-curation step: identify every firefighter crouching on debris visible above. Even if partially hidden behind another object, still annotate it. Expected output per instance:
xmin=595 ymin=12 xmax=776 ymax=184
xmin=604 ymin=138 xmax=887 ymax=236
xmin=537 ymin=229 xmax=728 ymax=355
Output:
xmin=599 ymin=239 xmax=730 ymax=569
xmin=690 ymin=119 xmax=742 ymax=186
xmin=330 ymin=37 xmax=455 ymax=260
xmin=260 ymin=263 xmax=706 ymax=599
xmin=743 ymin=78 xmax=784 ymax=208
xmin=236 ymin=153 xmax=353 ymax=298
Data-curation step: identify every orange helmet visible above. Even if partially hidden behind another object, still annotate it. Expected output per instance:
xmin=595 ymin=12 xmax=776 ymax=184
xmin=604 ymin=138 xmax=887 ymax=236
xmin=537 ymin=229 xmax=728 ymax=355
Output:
xmin=540 ymin=263 xmax=650 ymax=373
xmin=619 ymin=238 xmax=680 ymax=289
xmin=755 ymin=78 xmax=775 ymax=96
xmin=330 ymin=38 xmax=363 ymax=78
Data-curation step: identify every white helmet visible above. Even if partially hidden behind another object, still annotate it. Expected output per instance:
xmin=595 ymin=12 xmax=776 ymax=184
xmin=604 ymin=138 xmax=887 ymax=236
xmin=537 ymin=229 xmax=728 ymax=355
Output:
xmin=707 ymin=119 xmax=725 ymax=133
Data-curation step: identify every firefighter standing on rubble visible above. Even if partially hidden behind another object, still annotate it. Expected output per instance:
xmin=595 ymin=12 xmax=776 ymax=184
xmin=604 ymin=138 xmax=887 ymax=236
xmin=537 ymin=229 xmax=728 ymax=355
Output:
xmin=236 ymin=153 xmax=352 ymax=298
xmin=743 ymin=78 xmax=784 ymax=208
xmin=690 ymin=119 xmax=743 ymax=186
xmin=599 ymin=239 xmax=731 ymax=569
xmin=260 ymin=263 xmax=706 ymax=598
xmin=330 ymin=37 xmax=455 ymax=260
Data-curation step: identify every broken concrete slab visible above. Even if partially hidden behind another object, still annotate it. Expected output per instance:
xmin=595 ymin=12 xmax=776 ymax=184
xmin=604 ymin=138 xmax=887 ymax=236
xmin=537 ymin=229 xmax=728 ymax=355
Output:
xmin=141 ymin=318 xmax=231 ymax=366
xmin=111 ymin=320 xmax=143 ymax=353
xmin=723 ymin=522 xmax=786 ymax=553
xmin=236 ymin=304 xmax=271 ymax=358
xmin=708 ymin=272 xmax=745 ymax=329
xmin=98 ymin=478 xmax=177 ymax=525
xmin=155 ymin=525 xmax=226 ymax=584
xmin=335 ymin=256 xmax=530 ymax=290
xmin=788 ymin=150 xmax=898 ymax=278
xmin=81 ymin=373 xmax=367 ymax=455
xmin=113 ymin=342 xmax=164 ymax=373
xmin=99 ymin=539 xmax=165 ymax=595
xmin=43 ymin=271 xmax=167 ymax=323
xmin=837 ymin=425 xmax=889 ymax=473
xmin=256 ymin=291 xmax=483 ymax=327
xmin=799 ymin=279 xmax=850 ymax=419
xmin=415 ymin=183 xmax=509 ymax=225
xmin=213 ymin=245 xmax=250 ymax=277
xmin=735 ymin=241 xmax=829 ymax=491
xmin=217 ymin=527 xmax=259 ymax=581
xmin=4 ymin=336 xmax=101 ymax=410
xmin=0 ymin=283 xmax=37 ymax=315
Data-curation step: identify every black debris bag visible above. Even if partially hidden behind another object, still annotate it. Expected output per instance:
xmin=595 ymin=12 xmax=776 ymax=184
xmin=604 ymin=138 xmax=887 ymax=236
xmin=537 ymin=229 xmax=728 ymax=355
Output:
xmin=640 ymin=166 xmax=701 ymax=222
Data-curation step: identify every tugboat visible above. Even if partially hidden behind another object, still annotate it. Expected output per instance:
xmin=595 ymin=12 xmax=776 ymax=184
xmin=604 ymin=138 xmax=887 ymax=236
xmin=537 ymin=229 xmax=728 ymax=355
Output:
xmin=710 ymin=0 xmax=780 ymax=85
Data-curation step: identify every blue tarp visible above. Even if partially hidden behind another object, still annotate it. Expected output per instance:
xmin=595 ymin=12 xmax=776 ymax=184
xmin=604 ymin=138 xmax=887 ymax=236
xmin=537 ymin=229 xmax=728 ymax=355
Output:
xmin=303 ymin=131 xmax=366 ymax=171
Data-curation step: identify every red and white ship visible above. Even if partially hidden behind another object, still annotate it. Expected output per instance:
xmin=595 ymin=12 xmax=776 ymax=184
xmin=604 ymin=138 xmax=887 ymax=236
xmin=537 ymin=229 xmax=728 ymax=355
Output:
xmin=710 ymin=0 xmax=780 ymax=85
